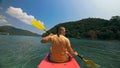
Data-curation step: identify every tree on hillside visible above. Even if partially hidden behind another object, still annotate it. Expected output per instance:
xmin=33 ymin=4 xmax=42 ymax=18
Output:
xmin=87 ymin=30 xmax=97 ymax=40
xmin=110 ymin=16 xmax=120 ymax=21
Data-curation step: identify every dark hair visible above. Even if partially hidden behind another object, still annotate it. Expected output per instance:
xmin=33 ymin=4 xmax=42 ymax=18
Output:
xmin=56 ymin=26 xmax=60 ymax=37
xmin=56 ymin=26 xmax=65 ymax=37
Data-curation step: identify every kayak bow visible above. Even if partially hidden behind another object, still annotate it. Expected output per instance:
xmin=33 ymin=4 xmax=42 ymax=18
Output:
xmin=38 ymin=54 xmax=80 ymax=68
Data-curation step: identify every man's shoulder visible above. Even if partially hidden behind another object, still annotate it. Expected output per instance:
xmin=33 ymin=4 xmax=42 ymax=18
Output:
xmin=50 ymin=34 xmax=58 ymax=38
xmin=61 ymin=35 xmax=69 ymax=40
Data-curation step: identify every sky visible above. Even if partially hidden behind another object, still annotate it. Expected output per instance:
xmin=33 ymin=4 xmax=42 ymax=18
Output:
xmin=0 ymin=0 xmax=120 ymax=34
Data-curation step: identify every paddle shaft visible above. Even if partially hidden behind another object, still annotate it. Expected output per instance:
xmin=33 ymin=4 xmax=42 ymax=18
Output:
xmin=77 ymin=55 xmax=83 ymax=60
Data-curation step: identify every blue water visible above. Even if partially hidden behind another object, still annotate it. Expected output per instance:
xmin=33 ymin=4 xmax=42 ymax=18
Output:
xmin=0 ymin=35 xmax=120 ymax=68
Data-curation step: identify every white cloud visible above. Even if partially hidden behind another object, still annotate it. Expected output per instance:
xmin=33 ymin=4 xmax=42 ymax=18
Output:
xmin=0 ymin=15 xmax=7 ymax=23
xmin=0 ymin=15 xmax=11 ymax=26
xmin=6 ymin=6 xmax=35 ymax=25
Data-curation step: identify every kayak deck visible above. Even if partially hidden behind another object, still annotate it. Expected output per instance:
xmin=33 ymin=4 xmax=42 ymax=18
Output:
xmin=38 ymin=54 xmax=80 ymax=68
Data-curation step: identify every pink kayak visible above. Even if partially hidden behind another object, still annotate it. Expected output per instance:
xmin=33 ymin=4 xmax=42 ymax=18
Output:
xmin=38 ymin=54 xmax=80 ymax=68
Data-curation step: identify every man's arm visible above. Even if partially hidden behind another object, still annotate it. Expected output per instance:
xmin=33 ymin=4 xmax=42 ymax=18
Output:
xmin=41 ymin=34 xmax=53 ymax=43
xmin=66 ymin=39 xmax=78 ymax=56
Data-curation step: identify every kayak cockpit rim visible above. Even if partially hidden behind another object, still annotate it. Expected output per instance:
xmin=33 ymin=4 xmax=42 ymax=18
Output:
xmin=46 ymin=53 xmax=73 ymax=63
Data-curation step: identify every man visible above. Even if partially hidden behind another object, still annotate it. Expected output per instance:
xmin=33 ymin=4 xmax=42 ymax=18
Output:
xmin=41 ymin=26 xmax=78 ymax=63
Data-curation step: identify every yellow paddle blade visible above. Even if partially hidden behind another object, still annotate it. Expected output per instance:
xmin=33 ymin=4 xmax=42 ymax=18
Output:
xmin=31 ymin=19 xmax=46 ymax=31
xmin=83 ymin=58 xmax=100 ymax=68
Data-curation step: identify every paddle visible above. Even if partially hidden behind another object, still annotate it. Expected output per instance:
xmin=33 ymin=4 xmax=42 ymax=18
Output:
xmin=31 ymin=19 xmax=47 ymax=32
xmin=77 ymin=54 xmax=100 ymax=68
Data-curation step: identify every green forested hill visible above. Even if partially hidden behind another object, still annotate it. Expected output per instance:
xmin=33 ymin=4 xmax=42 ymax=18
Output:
xmin=0 ymin=26 xmax=40 ymax=36
xmin=43 ymin=16 xmax=120 ymax=40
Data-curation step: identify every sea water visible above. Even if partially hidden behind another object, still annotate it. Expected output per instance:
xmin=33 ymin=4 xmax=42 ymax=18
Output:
xmin=0 ymin=35 xmax=120 ymax=68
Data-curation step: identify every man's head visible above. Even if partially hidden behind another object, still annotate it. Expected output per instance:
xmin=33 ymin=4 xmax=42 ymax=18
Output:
xmin=57 ymin=26 xmax=66 ymax=36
